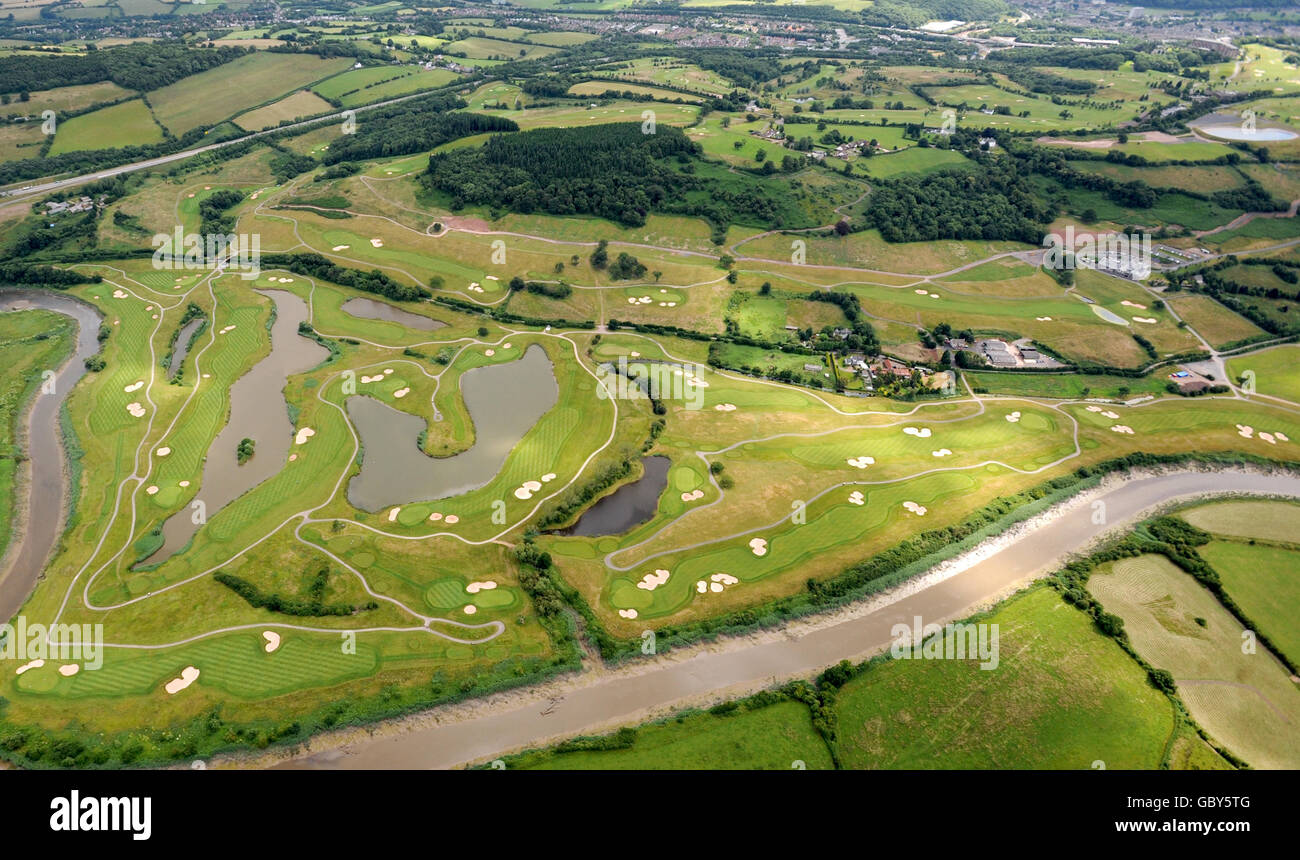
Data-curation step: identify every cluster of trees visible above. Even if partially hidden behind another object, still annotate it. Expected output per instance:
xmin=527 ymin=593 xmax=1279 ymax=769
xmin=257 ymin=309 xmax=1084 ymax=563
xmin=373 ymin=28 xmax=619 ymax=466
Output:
xmin=214 ymin=568 xmax=377 ymax=617
xmin=0 ymin=42 xmax=246 ymax=95
xmin=0 ymin=263 xmax=99 ymax=286
xmin=322 ymin=94 xmax=517 ymax=164
xmin=196 ymin=189 xmax=243 ymax=235
xmin=864 ymin=160 xmax=1049 ymax=244
xmin=260 ymin=253 xmax=428 ymax=301
xmin=424 ymin=123 xmax=696 ymax=227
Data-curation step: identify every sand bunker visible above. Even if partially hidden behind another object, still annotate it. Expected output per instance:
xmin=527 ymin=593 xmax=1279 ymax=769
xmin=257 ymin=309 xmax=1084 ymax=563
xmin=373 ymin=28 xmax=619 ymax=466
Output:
xmin=370 ymin=238 xmax=384 ymax=248
xmin=360 ymin=374 xmax=382 ymax=384
xmin=1132 ymin=317 xmax=1157 ymax=324
xmin=697 ymin=572 xmax=739 ymax=594
xmin=156 ymin=446 xmax=170 ymax=457
xmin=902 ymin=427 xmax=932 ymax=438
xmin=262 ymin=631 xmax=281 ymax=653
xmin=637 ymin=569 xmax=670 ymax=591
xmin=846 ymin=456 xmax=875 ymax=469
xmin=388 ymin=507 xmax=401 ymax=522
xmin=463 ymin=605 xmax=477 ymax=615
xmin=332 ymin=245 xmax=350 ymax=251
xmin=1237 ymin=424 xmax=1254 ymax=439
xmin=680 ymin=489 xmax=705 ymax=502
xmin=146 ymin=485 xmax=159 ymax=495
xmin=59 ymin=664 xmax=80 ymax=676
xmin=714 ymin=403 xmax=737 ymax=412
xmin=1120 ymin=300 xmax=1147 ymax=310
xmin=112 ymin=290 xmax=127 ymax=299
xmin=915 ymin=289 xmax=928 ymax=295
xmin=1260 ymin=431 xmax=1276 ymax=444
xmin=618 ymin=608 xmax=639 ymax=619
xmin=749 ymin=537 xmax=768 ymax=557
xmin=126 ymin=402 xmax=145 ymax=418
xmin=1006 ymin=411 xmax=1021 ymax=423
xmin=1110 ymin=424 xmax=1135 ymax=435
xmin=393 ymin=387 xmax=410 ymax=398
xmin=466 ymin=581 xmax=497 ymax=594
xmin=514 ymin=480 xmax=544 ymax=500
xmin=1278 ymin=432 xmax=1290 ymax=442
xmin=164 ymin=666 xmax=200 ymax=695
xmin=848 ymin=490 xmax=865 ymax=506
xmin=124 ymin=381 xmax=144 ymax=393
xmin=484 ymin=350 xmax=495 ymax=357
xmin=932 ymin=448 xmax=953 ymax=457
xmin=902 ymin=500 xmax=928 ymax=516
xmin=1036 ymin=316 xmax=1053 ymax=321
xmin=428 ymin=512 xmax=443 ymax=521
xmin=541 ymin=473 xmax=555 ymax=482
xmin=179 ymin=480 xmax=190 ymax=488
xmin=444 ymin=515 xmax=459 ymax=525
xmin=295 ymin=427 xmax=315 ymax=445
xmin=1101 ymin=410 xmax=1119 ymax=420
xmin=15 ymin=659 xmax=43 ymax=675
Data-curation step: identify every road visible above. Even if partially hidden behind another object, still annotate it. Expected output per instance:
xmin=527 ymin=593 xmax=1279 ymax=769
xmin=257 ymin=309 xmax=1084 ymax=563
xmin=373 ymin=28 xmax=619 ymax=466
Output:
xmin=0 ymin=85 xmax=465 ymax=205
xmin=275 ymin=468 xmax=1300 ymax=770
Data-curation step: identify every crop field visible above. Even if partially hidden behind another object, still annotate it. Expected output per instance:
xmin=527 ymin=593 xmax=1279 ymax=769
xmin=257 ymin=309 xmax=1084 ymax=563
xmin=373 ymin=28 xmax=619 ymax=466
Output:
xmin=149 ymin=52 xmax=353 ymax=135
xmin=233 ymin=90 xmax=334 ymax=131
xmin=1089 ymin=554 xmax=1300 ymax=769
xmin=1167 ymin=294 xmax=1268 ymax=349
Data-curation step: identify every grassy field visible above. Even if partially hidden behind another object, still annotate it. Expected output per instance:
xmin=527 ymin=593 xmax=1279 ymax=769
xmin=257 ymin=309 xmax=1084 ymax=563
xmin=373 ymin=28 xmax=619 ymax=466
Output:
xmin=1227 ymin=344 xmax=1300 ymax=403
xmin=233 ymin=90 xmax=333 ymax=131
xmin=1167 ymin=294 xmax=1268 ymax=349
xmin=149 ymin=52 xmax=353 ymax=135
xmin=504 ymin=698 xmax=835 ymax=769
xmin=835 ymin=588 xmax=1176 ymax=768
xmin=0 ymin=308 xmax=74 ymax=562
xmin=1090 ymin=554 xmax=1300 ymax=769
xmin=965 ymin=371 xmax=1169 ymax=401
xmin=1199 ymin=539 xmax=1300 ymax=668
xmin=47 ymin=99 xmax=163 ymax=154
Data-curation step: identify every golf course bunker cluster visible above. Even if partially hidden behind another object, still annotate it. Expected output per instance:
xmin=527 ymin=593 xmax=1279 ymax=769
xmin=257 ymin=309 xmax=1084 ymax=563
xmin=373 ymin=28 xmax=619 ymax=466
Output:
xmin=0 ymin=5 xmax=1298 ymax=799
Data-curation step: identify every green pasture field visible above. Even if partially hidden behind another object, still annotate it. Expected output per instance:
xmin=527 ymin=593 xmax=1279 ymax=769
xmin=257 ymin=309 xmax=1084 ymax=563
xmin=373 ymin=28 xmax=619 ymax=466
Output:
xmin=569 ymin=80 xmax=704 ymax=103
xmin=8 ymin=80 xmax=133 ymax=115
xmin=1198 ymin=539 xmax=1300 ymax=667
xmin=835 ymin=587 xmax=1176 ymax=768
xmin=0 ymin=120 xmax=44 ymax=163
xmin=858 ymin=146 xmax=971 ymax=178
xmin=1227 ymin=344 xmax=1300 ymax=403
xmin=965 ymin=371 xmax=1170 ymax=401
xmin=505 ymin=698 xmax=834 ymax=769
xmin=47 ymin=98 xmax=163 ymax=154
xmin=1069 ymin=161 xmax=1248 ymax=193
xmin=444 ymin=36 xmax=560 ymax=61
xmin=1089 ymin=554 xmax=1300 ymax=769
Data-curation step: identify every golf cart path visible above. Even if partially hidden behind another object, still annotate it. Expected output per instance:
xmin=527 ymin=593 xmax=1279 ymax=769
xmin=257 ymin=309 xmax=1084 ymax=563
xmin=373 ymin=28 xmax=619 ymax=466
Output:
xmin=270 ymin=468 xmax=1300 ymax=770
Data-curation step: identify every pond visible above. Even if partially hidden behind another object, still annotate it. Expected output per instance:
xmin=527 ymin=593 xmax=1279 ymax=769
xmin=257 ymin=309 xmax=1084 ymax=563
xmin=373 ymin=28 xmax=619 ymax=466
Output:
xmin=346 ymin=344 xmax=558 ymax=511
